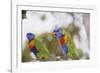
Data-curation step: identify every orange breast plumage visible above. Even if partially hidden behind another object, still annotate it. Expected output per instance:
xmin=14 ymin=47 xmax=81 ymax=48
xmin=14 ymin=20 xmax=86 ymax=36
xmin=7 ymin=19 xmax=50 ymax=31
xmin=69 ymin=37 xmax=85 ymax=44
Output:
xmin=28 ymin=40 xmax=35 ymax=49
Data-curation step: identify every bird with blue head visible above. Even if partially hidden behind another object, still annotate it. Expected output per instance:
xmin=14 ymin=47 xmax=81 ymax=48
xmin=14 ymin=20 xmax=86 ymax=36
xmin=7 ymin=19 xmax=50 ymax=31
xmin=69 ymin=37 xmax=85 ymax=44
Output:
xmin=53 ymin=27 xmax=68 ymax=60
xmin=26 ymin=33 xmax=39 ymax=58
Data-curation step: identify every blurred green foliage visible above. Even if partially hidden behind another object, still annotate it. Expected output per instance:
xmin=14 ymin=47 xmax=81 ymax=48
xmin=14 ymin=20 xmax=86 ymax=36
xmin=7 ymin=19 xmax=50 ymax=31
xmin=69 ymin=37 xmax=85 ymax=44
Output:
xmin=22 ymin=41 xmax=33 ymax=62
xmin=22 ymin=47 xmax=33 ymax=62
xmin=66 ymin=22 xmax=80 ymax=39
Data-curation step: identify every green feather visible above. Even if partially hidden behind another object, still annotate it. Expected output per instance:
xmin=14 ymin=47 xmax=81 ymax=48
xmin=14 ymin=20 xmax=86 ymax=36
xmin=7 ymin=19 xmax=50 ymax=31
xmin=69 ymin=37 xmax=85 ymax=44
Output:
xmin=34 ymin=37 xmax=51 ymax=61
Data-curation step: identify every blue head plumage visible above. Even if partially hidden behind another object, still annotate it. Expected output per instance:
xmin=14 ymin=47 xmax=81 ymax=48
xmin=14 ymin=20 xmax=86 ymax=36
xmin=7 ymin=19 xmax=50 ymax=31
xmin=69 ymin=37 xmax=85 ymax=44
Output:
xmin=53 ymin=27 xmax=63 ymax=39
xmin=54 ymin=27 xmax=61 ymax=32
xmin=26 ymin=33 xmax=35 ymax=41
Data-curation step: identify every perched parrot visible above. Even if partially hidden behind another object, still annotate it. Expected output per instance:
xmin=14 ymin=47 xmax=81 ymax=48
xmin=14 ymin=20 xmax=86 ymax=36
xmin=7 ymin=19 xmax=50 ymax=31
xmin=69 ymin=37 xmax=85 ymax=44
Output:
xmin=34 ymin=36 xmax=51 ymax=61
xmin=26 ymin=33 xmax=39 ymax=57
xmin=53 ymin=27 xmax=68 ymax=59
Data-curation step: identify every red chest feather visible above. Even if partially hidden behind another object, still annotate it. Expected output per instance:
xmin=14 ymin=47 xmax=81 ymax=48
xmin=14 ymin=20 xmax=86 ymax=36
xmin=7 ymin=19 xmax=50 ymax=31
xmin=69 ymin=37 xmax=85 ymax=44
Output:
xmin=59 ymin=36 xmax=66 ymax=45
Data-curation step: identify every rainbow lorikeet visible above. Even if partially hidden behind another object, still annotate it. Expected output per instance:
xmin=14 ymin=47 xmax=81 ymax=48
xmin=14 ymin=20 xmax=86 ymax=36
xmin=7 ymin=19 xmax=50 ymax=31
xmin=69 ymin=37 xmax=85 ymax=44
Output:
xmin=53 ymin=27 xmax=68 ymax=59
xmin=26 ymin=33 xmax=39 ymax=57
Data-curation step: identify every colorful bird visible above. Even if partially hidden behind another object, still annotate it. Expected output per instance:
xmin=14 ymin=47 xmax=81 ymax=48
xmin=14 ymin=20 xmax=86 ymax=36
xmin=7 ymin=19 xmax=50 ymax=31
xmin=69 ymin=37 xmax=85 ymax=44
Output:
xmin=53 ymin=27 xmax=68 ymax=59
xmin=26 ymin=33 xmax=39 ymax=57
xmin=35 ymin=38 xmax=51 ymax=61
